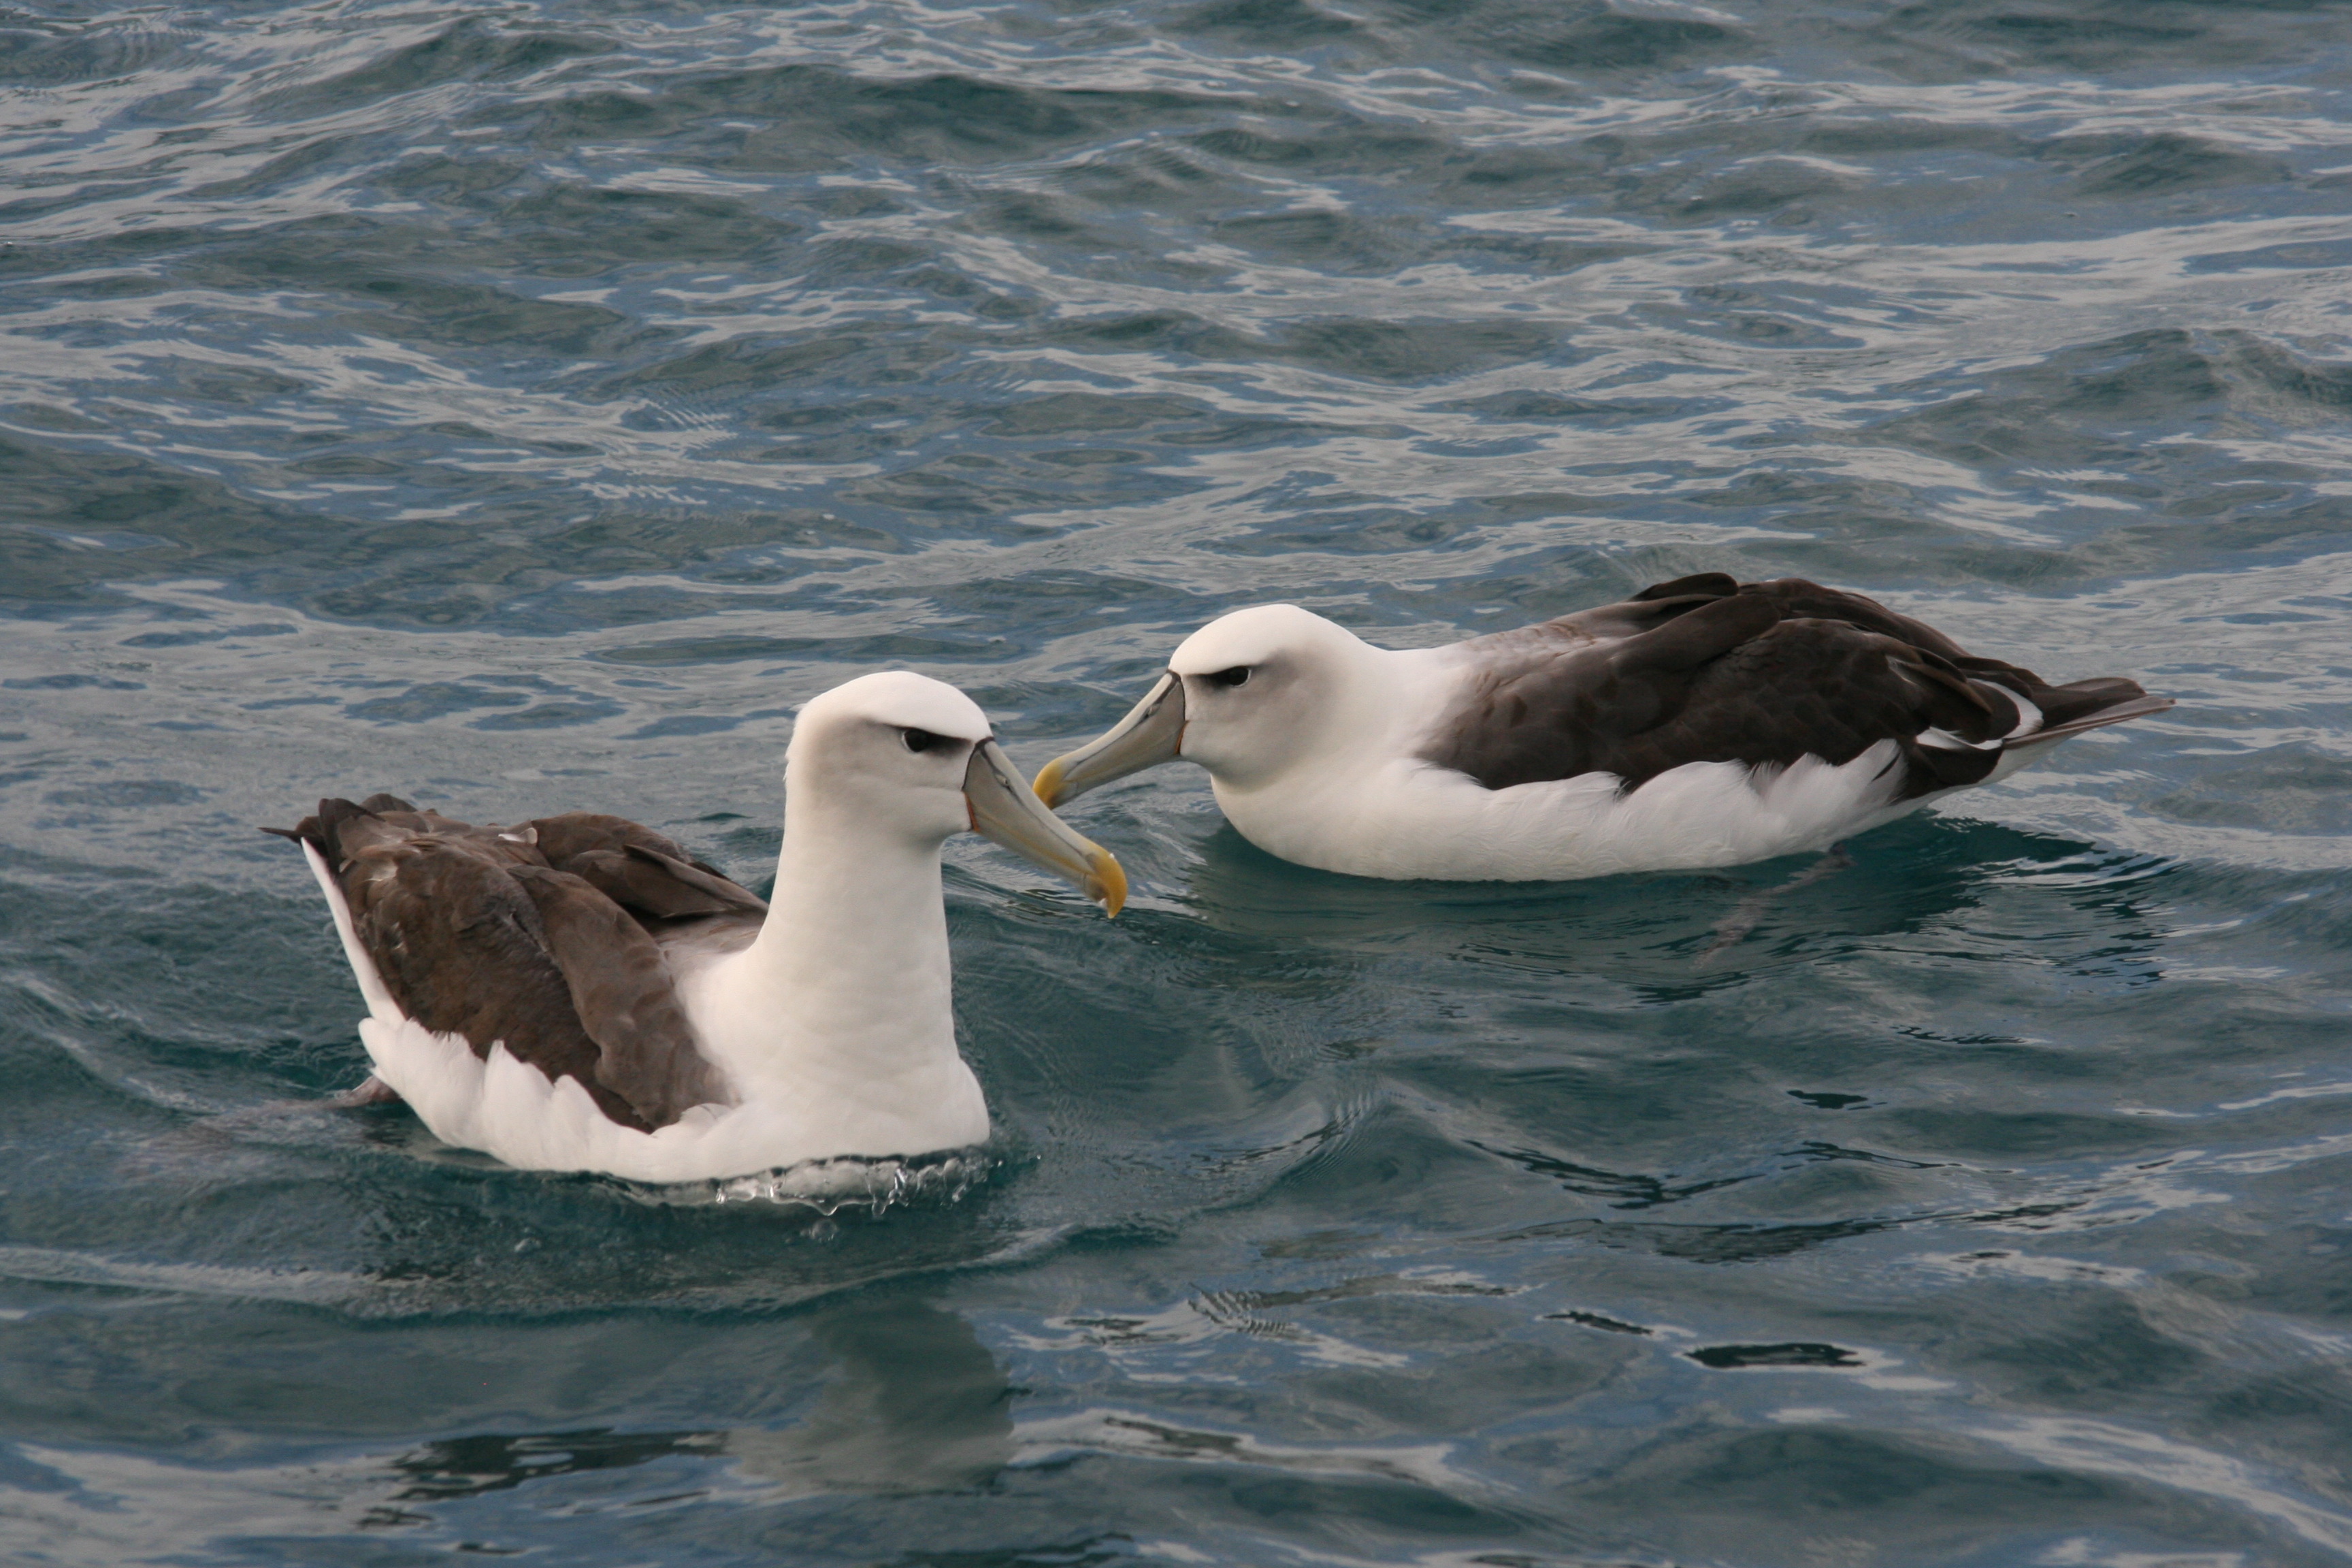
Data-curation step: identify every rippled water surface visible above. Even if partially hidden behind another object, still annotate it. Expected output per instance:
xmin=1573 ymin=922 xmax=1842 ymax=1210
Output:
xmin=6 ymin=0 xmax=2352 ymax=1561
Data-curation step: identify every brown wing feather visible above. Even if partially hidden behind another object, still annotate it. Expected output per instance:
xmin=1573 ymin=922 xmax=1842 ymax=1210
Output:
xmin=270 ymin=798 xmax=740 ymax=1131
xmin=502 ymin=865 xmax=731 ymax=1125
xmin=1424 ymin=576 xmax=2170 ymax=798
xmin=526 ymin=811 xmax=766 ymax=925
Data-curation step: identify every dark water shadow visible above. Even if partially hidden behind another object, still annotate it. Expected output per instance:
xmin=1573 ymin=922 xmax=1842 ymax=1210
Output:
xmin=325 ymin=1152 xmax=1052 ymax=1319
xmin=381 ymin=1294 xmax=1012 ymax=1510
xmin=1164 ymin=811 xmax=2170 ymax=992
xmin=1684 ymin=1341 xmax=1865 ymax=1370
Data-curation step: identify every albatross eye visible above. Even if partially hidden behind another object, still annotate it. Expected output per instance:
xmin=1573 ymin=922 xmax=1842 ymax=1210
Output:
xmin=1207 ymin=666 xmax=1252 ymax=688
xmin=902 ymin=728 xmax=949 ymax=753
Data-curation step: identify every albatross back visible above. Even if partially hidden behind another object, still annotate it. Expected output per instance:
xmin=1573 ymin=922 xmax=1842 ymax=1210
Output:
xmin=1425 ymin=573 xmax=2170 ymax=798
xmin=270 ymin=796 xmax=762 ymax=1130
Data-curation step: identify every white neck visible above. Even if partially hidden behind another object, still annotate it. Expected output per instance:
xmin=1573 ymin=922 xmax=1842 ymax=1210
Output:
xmin=1206 ymin=642 xmax=1463 ymax=866
xmin=684 ymin=777 xmax=982 ymax=1152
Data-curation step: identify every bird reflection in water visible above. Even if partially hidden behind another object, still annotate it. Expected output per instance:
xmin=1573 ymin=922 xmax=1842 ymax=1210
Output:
xmin=376 ymin=1295 xmax=1011 ymax=1519
xmin=1172 ymin=811 xmax=2168 ymax=987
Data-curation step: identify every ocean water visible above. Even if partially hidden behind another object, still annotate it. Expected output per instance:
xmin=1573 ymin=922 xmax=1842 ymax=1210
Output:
xmin=4 ymin=0 xmax=2351 ymax=1561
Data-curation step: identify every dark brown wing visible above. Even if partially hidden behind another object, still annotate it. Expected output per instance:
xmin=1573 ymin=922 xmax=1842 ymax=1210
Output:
xmin=525 ymin=811 xmax=766 ymax=926
xmin=501 ymin=862 xmax=731 ymax=1126
xmin=1423 ymin=576 xmax=2170 ymax=799
xmin=267 ymin=797 xmax=735 ymax=1130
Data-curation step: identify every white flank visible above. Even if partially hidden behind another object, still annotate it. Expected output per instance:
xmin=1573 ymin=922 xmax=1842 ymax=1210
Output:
xmin=352 ymin=1015 xmax=900 ymax=1190
xmin=1226 ymin=742 xmax=1918 ymax=881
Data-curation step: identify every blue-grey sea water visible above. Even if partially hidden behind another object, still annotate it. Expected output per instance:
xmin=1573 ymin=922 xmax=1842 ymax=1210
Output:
xmin=4 ymin=0 xmax=2351 ymax=1562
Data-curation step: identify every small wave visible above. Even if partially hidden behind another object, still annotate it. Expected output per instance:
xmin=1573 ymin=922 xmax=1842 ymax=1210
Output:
xmin=617 ymin=1147 xmax=996 ymax=1213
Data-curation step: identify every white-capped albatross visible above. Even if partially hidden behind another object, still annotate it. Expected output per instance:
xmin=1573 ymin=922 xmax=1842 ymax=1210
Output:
xmin=272 ymin=672 xmax=1125 ymax=1184
xmin=1033 ymin=574 xmax=2172 ymax=882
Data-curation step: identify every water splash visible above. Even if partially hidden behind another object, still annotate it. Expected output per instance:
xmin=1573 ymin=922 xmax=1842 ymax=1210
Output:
xmin=659 ymin=1147 xmax=996 ymax=1213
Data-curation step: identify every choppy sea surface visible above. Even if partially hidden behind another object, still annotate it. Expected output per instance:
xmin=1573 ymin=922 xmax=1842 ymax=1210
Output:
xmin=5 ymin=0 xmax=2352 ymax=1561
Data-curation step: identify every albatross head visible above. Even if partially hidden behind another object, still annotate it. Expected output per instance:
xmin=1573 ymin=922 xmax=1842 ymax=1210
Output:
xmin=791 ymin=671 xmax=1125 ymax=913
xmin=1033 ymin=604 xmax=1378 ymax=804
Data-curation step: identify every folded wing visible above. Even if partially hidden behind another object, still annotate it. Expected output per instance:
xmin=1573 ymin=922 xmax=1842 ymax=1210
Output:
xmin=272 ymin=796 xmax=758 ymax=1130
xmin=1424 ymin=574 xmax=2170 ymax=798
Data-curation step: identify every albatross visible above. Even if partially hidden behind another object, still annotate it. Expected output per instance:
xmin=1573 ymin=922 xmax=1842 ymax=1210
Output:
xmin=1033 ymin=574 xmax=2171 ymax=881
xmin=273 ymin=672 xmax=1125 ymax=1183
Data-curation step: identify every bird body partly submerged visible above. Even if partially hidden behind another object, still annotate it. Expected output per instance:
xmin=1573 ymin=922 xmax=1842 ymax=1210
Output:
xmin=1188 ymin=651 xmax=1946 ymax=881
xmin=278 ymin=673 xmax=1123 ymax=1183
xmin=1036 ymin=574 xmax=2172 ymax=882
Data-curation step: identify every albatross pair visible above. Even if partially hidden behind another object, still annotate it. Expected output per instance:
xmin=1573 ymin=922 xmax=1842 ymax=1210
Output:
xmin=282 ymin=575 xmax=2168 ymax=1185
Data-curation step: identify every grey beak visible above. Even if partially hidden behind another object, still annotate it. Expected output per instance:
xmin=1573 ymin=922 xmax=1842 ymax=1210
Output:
xmin=1030 ymin=673 xmax=1185 ymax=808
xmin=964 ymin=739 xmax=1126 ymax=915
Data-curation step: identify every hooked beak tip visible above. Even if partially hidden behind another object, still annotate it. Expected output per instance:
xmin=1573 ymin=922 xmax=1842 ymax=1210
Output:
xmin=1091 ymin=849 xmax=1127 ymax=918
xmin=1031 ymin=757 xmax=1069 ymax=808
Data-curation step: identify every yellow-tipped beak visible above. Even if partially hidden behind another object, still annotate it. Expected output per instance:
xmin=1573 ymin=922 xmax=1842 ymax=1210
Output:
xmin=1031 ymin=672 xmax=1186 ymax=808
xmin=1082 ymin=847 xmax=1128 ymax=917
xmin=1031 ymin=753 xmax=1074 ymax=811
xmin=964 ymin=739 xmax=1126 ymax=916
